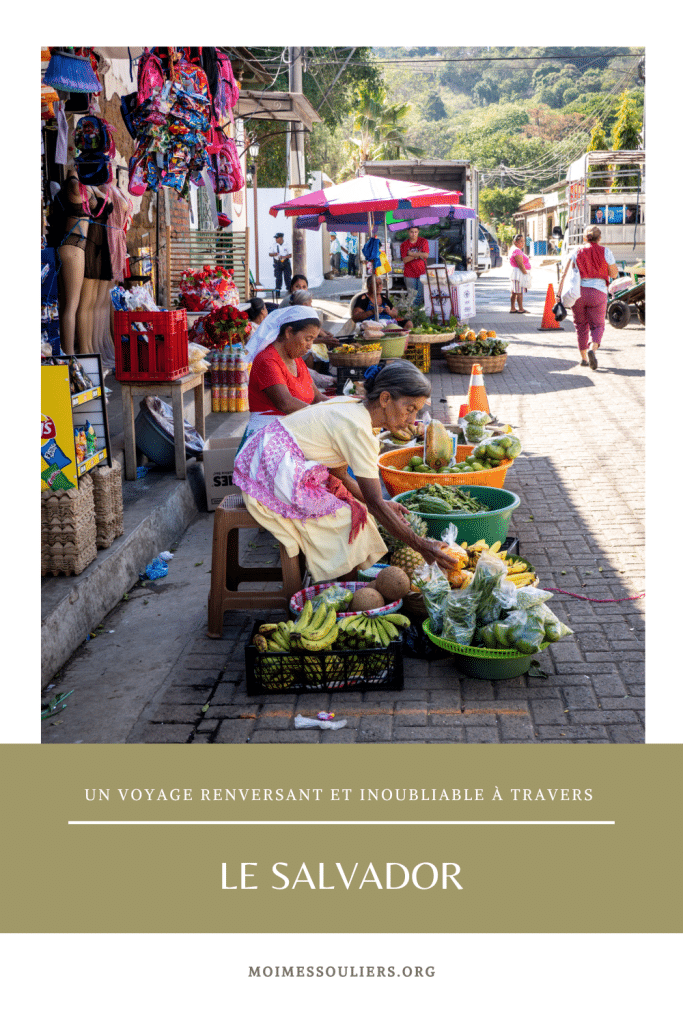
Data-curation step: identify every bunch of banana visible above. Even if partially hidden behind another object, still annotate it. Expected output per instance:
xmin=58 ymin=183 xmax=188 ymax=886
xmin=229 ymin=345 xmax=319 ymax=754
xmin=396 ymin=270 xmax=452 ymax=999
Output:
xmin=253 ymin=621 xmax=298 ymax=690
xmin=289 ymin=600 xmax=339 ymax=651
xmin=458 ymin=539 xmax=538 ymax=587
xmin=337 ymin=612 xmax=411 ymax=649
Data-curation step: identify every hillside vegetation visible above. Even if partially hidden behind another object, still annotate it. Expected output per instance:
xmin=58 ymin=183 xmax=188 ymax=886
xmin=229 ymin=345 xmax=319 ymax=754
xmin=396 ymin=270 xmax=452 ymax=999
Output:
xmin=376 ymin=46 xmax=644 ymax=192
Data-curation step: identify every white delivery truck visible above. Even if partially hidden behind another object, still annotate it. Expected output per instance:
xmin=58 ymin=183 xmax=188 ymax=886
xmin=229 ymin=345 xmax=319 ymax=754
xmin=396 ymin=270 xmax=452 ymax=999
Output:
xmin=362 ymin=159 xmax=489 ymax=275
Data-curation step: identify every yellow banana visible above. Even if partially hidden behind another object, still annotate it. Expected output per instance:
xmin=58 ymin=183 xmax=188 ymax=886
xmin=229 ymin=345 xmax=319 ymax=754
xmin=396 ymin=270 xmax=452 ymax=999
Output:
xmin=274 ymin=623 xmax=291 ymax=649
xmin=267 ymin=637 xmax=287 ymax=652
xmin=300 ymin=605 xmax=337 ymax=642
xmin=298 ymin=623 xmax=339 ymax=651
xmin=258 ymin=623 xmax=280 ymax=636
xmin=382 ymin=613 xmax=411 ymax=630
xmin=253 ymin=634 xmax=268 ymax=652
xmin=297 ymin=600 xmax=314 ymax=630
xmin=373 ymin=617 xmax=393 ymax=646
xmin=305 ymin=600 xmax=329 ymax=634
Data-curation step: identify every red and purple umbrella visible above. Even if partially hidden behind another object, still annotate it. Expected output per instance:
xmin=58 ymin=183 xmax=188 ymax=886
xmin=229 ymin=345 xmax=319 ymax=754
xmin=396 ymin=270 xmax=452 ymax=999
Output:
xmin=269 ymin=174 xmax=472 ymax=222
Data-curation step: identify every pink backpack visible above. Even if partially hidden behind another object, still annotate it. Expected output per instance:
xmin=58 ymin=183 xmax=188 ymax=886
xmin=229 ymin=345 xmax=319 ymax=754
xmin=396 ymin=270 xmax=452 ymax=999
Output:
xmin=137 ymin=48 xmax=165 ymax=104
xmin=212 ymin=49 xmax=240 ymax=124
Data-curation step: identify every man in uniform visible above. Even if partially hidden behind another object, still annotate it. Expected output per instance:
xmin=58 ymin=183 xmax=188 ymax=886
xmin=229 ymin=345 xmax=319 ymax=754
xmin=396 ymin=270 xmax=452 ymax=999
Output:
xmin=269 ymin=231 xmax=292 ymax=297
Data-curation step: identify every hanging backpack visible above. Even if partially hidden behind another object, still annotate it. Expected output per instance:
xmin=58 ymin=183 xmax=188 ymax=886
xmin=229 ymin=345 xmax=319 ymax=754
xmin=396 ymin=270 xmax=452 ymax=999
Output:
xmin=208 ymin=130 xmax=244 ymax=194
xmin=137 ymin=48 xmax=165 ymax=104
xmin=210 ymin=49 xmax=240 ymax=125
xmin=120 ymin=92 xmax=139 ymax=139
xmin=76 ymin=152 xmax=113 ymax=186
xmin=74 ymin=115 xmax=115 ymax=157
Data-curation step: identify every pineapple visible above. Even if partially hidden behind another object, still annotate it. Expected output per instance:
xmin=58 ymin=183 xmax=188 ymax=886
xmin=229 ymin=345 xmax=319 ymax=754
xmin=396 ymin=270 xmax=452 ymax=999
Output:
xmin=391 ymin=544 xmax=426 ymax=579
xmin=406 ymin=512 xmax=428 ymax=538
xmin=379 ymin=512 xmax=427 ymax=555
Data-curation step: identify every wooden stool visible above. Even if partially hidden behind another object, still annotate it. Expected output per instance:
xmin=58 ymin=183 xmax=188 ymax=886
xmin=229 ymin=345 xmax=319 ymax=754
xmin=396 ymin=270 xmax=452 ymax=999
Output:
xmin=207 ymin=493 xmax=305 ymax=637
xmin=120 ymin=371 xmax=206 ymax=481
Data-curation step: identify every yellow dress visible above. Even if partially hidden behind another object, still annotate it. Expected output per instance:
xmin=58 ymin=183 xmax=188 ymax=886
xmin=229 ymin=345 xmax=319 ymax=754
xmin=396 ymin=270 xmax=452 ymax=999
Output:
xmin=239 ymin=397 xmax=387 ymax=582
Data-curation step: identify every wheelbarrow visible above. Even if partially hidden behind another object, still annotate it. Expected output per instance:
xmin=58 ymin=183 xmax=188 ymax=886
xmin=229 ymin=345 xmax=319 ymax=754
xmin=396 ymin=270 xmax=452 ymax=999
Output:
xmin=607 ymin=279 xmax=645 ymax=328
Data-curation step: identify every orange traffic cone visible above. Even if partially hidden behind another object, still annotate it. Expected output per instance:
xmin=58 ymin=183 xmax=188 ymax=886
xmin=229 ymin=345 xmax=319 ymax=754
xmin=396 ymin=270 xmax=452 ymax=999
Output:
xmin=537 ymin=283 xmax=564 ymax=331
xmin=467 ymin=363 xmax=490 ymax=415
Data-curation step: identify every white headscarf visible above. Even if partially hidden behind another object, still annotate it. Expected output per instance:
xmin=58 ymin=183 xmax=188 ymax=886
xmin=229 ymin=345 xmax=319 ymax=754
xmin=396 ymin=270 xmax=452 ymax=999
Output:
xmin=245 ymin=305 xmax=320 ymax=363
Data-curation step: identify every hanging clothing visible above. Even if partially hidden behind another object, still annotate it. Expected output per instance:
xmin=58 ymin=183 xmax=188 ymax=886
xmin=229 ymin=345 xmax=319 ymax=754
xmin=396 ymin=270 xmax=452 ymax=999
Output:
xmin=107 ymin=187 xmax=134 ymax=282
xmin=84 ymin=197 xmax=114 ymax=280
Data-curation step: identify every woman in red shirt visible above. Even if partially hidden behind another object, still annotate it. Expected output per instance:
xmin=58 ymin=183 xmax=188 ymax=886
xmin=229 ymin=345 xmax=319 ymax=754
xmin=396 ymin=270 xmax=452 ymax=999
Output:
xmin=245 ymin=305 xmax=326 ymax=436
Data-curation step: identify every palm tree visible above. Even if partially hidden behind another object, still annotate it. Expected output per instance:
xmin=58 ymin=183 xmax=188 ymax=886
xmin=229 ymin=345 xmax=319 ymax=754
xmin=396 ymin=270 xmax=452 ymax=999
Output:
xmin=341 ymin=85 xmax=424 ymax=177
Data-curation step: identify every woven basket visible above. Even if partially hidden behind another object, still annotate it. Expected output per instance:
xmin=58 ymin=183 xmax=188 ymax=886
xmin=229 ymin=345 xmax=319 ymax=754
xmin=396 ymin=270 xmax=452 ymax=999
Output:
xmin=408 ymin=331 xmax=455 ymax=345
xmin=328 ymin=348 xmax=381 ymax=368
xmin=445 ymin=351 xmax=508 ymax=374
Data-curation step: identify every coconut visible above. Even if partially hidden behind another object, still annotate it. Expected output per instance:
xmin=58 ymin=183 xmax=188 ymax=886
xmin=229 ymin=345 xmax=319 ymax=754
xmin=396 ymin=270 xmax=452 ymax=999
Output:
xmin=350 ymin=587 xmax=386 ymax=612
xmin=374 ymin=566 xmax=411 ymax=602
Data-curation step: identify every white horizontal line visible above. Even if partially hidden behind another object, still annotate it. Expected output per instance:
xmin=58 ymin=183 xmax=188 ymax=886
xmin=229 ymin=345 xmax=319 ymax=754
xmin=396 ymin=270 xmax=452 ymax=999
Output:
xmin=68 ymin=820 xmax=615 ymax=826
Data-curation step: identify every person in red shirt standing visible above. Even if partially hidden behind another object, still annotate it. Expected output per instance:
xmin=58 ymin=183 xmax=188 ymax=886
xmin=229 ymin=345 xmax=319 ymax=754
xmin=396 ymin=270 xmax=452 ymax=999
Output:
xmin=400 ymin=226 xmax=429 ymax=308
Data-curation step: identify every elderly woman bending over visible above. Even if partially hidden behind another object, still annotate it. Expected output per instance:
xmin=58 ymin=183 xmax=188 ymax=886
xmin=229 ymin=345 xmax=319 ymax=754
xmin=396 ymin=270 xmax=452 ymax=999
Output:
xmin=234 ymin=360 xmax=458 ymax=583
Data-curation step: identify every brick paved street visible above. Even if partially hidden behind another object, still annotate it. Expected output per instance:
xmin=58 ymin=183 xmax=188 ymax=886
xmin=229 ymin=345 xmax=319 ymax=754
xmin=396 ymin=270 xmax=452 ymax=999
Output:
xmin=46 ymin=263 xmax=645 ymax=744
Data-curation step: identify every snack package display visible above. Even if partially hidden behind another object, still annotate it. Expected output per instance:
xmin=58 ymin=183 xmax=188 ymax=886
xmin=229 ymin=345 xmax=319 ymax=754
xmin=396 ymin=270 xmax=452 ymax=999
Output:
xmin=84 ymin=421 xmax=97 ymax=456
xmin=74 ymin=426 xmax=87 ymax=462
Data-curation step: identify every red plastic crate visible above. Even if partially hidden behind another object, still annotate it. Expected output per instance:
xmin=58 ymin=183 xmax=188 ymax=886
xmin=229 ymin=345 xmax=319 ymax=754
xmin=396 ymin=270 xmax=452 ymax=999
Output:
xmin=113 ymin=310 xmax=189 ymax=382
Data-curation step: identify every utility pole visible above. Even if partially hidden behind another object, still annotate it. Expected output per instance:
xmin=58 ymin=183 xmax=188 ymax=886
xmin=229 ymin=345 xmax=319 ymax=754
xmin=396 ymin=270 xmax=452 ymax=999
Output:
xmin=289 ymin=46 xmax=307 ymax=278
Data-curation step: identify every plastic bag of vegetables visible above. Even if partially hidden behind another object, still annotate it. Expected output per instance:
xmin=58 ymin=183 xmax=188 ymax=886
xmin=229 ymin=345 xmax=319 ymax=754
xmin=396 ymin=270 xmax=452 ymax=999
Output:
xmin=441 ymin=584 xmax=480 ymax=646
xmin=307 ymin=585 xmax=354 ymax=616
xmin=414 ymin=563 xmax=452 ymax=635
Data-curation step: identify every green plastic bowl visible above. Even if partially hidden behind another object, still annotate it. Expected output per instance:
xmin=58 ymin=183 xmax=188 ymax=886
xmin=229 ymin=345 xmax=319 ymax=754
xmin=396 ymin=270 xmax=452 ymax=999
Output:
xmin=394 ymin=485 xmax=520 ymax=546
xmin=422 ymin=620 xmax=549 ymax=680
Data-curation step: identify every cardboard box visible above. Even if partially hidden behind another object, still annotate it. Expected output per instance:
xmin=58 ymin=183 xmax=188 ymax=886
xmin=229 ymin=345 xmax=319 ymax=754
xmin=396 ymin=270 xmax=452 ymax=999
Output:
xmin=202 ymin=437 xmax=242 ymax=509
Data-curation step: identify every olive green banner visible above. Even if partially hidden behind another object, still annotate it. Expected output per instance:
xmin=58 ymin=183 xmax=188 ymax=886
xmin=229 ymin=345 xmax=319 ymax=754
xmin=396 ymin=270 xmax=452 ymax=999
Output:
xmin=1 ymin=744 xmax=680 ymax=933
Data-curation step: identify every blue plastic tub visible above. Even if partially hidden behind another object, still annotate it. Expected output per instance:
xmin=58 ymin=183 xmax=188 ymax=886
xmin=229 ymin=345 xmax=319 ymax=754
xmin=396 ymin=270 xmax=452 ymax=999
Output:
xmin=134 ymin=396 xmax=205 ymax=469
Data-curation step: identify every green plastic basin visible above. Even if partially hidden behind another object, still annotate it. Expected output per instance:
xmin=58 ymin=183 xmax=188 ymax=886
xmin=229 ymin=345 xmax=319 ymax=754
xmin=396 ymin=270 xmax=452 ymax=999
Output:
xmin=394 ymin=485 xmax=520 ymax=546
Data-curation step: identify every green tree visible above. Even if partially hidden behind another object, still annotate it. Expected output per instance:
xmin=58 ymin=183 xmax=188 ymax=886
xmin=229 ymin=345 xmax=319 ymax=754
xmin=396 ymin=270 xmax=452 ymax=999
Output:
xmin=610 ymin=91 xmax=642 ymax=189
xmin=586 ymin=122 xmax=610 ymax=191
xmin=479 ymin=186 xmax=526 ymax=227
xmin=340 ymin=83 xmax=424 ymax=177
xmin=611 ymin=90 xmax=642 ymax=149
xmin=245 ymin=47 xmax=381 ymax=186
xmin=424 ymin=92 xmax=448 ymax=121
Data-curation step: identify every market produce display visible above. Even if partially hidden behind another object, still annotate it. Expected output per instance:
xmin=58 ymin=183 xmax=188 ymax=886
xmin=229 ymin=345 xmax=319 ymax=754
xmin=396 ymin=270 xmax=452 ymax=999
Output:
xmin=444 ymin=329 xmax=508 ymax=357
xmin=409 ymin=312 xmax=460 ymax=337
xmin=384 ymin=421 xmax=426 ymax=445
xmin=423 ymin=418 xmax=453 ymax=470
xmin=335 ymin=343 xmax=382 ymax=353
xmin=399 ymin=483 xmax=491 ymax=515
xmin=420 ymin=551 xmax=571 ymax=656
xmin=251 ymin=596 xmax=413 ymax=689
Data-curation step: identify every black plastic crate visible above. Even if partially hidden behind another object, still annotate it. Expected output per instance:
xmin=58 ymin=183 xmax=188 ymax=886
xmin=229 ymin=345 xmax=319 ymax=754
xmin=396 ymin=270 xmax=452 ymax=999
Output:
xmin=335 ymin=362 xmax=387 ymax=395
xmin=245 ymin=622 xmax=404 ymax=696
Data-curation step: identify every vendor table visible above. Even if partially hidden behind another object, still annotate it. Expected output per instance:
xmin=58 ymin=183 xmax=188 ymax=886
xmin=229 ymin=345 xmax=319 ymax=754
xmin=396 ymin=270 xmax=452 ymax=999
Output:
xmin=121 ymin=370 xmax=206 ymax=481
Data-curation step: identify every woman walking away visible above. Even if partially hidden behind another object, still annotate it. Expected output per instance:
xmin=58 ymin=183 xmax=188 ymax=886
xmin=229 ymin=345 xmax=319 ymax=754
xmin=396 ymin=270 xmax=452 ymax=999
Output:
xmin=559 ymin=227 xmax=618 ymax=369
xmin=233 ymin=361 xmax=458 ymax=584
xmin=509 ymin=234 xmax=531 ymax=313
